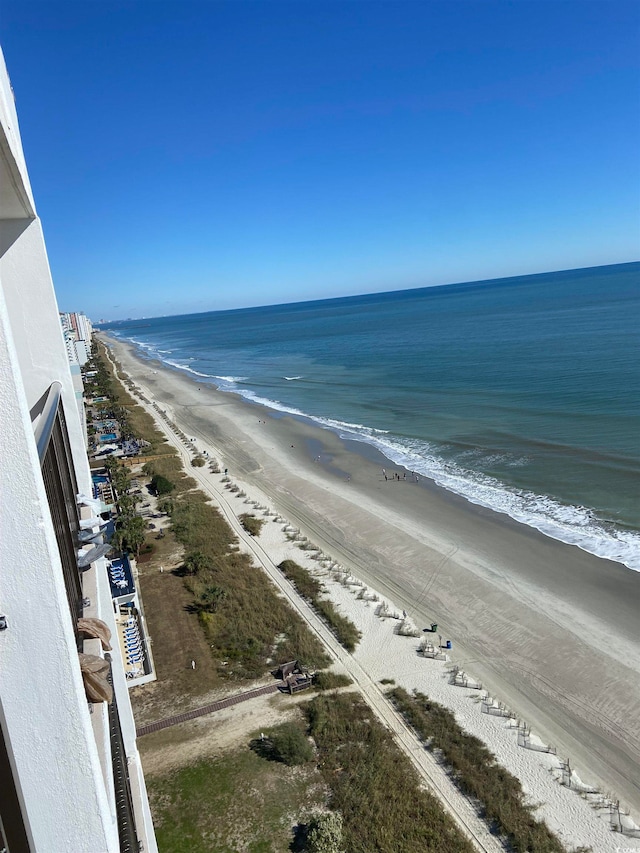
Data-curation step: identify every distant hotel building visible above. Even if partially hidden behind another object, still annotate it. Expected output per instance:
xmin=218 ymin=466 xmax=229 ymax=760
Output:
xmin=60 ymin=311 xmax=93 ymax=436
xmin=0 ymin=48 xmax=157 ymax=852
xmin=61 ymin=310 xmax=93 ymax=367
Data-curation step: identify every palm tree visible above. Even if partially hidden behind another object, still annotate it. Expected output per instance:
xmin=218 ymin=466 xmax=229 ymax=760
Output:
xmin=198 ymin=586 xmax=226 ymax=613
xmin=122 ymin=516 xmax=146 ymax=556
xmin=117 ymin=493 xmax=140 ymax=519
xmin=184 ymin=550 xmax=208 ymax=576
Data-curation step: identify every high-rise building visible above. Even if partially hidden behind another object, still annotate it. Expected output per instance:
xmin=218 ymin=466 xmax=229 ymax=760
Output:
xmin=0 ymin=48 xmax=157 ymax=852
xmin=60 ymin=311 xmax=93 ymax=366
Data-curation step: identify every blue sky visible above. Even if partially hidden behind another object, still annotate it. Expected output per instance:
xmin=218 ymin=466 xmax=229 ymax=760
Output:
xmin=2 ymin=1 xmax=639 ymax=320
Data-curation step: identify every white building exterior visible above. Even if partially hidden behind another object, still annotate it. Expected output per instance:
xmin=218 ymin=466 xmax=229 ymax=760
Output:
xmin=0 ymin=48 xmax=157 ymax=853
xmin=60 ymin=312 xmax=91 ymax=434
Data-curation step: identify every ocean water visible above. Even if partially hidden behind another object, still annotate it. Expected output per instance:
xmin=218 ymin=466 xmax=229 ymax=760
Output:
xmin=102 ymin=263 xmax=640 ymax=570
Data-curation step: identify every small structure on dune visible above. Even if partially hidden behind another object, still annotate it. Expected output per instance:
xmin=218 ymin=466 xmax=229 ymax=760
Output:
xmin=275 ymin=660 xmax=313 ymax=694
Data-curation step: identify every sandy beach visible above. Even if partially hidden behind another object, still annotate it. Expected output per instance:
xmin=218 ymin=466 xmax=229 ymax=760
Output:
xmin=105 ymin=335 xmax=640 ymax=821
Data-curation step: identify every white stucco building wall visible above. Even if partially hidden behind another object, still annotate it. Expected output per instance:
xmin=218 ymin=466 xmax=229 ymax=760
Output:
xmin=0 ymin=47 xmax=156 ymax=853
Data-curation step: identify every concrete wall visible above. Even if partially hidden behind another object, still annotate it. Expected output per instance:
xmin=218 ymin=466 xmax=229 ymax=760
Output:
xmin=0 ymin=286 xmax=119 ymax=852
xmin=0 ymin=46 xmax=156 ymax=853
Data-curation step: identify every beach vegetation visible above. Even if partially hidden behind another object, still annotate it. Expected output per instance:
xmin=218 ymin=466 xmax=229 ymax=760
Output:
xmin=279 ymin=559 xmax=322 ymax=600
xmin=278 ymin=560 xmax=361 ymax=652
xmin=164 ymin=496 xmax=330 ymax=677
xmin=116 ymin=515 xmax=147 ymax=556
xmin=252 ymin=722 xmax=314 ymax=766
xmin=151 ymin=474 xmax=175 ymax=496
xmin=157 ymin=497 xmax=174 ymax=514
xmin=143 ymin=455 xmax=196 ymax=492
xmin=306 ymin=811 xmax=344 ymax=853
xmin=388 ymin=688 xmax=567 ymax=853
xmin=146 ymin=742 xmax=326 ymax=853
xmin=314 ymin=599 xmax=361 ymax=652
xmin=239 ymin=513 xmax=265 ymax=536
xmin=196 ymin=585 xmax=226 ymax=613
xmin=312 ymin=671 xmax=352 ymax=691
xmin=191 ymin=456 xmax=205 ymax=467
xmin=183 ymin=550 xmax=208 ymax=576
xmin=304 ymin=692 xmax=474 ymax=853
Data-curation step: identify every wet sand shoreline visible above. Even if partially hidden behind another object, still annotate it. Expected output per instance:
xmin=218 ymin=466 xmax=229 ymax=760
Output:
xmin=102 ymin=333 xmax=640 ymax=812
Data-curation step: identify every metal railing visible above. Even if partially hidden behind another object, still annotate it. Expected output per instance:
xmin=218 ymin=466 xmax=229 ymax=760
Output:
xmin=32 ymin=380 xmax=62 ymax=462
xmin=105 ymin=656 xmax=140 ymax=853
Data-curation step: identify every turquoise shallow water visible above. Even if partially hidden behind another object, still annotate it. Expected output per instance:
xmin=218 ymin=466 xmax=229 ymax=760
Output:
xmin=102 ymin=262 xmax=640 ymax=570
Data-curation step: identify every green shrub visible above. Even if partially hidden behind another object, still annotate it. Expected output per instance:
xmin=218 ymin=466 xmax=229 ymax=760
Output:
xmin=191 ymin=456 xmax=206 ymax=467
xmin=307 ymin=811 xmax=344 ymax=853
xmin=184 ymin=550 xmax=208 ymax=576
xmin=268 ymin=723 xmax=314 ymax=766
xmin=198 ymin=611 xmax=214 ymax=631
xmin=314 ymin=599 xmax=361 ymax=652
xmin=157 ymin=497 xmax=174 ymax=514
xmin=278 ymin=559 xmax=322 ymax=601
xmin=151 ymin=474 xmax=174 ymax=496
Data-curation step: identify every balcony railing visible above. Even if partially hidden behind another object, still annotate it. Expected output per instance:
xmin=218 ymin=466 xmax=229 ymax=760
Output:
xmin=105 ymin=656 xmax=140 ymax=852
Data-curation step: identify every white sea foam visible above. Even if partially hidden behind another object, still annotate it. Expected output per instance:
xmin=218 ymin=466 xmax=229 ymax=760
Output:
xmin=129 ymin=338 xmax=155 ymax=352
xmin=338 ymin=428 xmax=640 ymax=572
xmin=124 ymin=334 xmax=640 ymax=572
xmin=216 ymin=385 xmax=640 ymax=570
xmin=283 ymin=375 xmax=303 ymax=380
xmin=164 ymin=359 xmax=212 ymax=378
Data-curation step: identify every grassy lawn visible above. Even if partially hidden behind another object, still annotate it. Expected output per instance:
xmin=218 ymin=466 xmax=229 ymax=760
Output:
xmin=131 ymin=551 xmax=223 ymax=724
xmin=147 ymin=743 xmax=326 ymax=853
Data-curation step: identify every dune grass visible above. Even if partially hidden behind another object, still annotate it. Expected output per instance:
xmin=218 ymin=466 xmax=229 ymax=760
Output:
xmin=312 ymin=671 xmax=352 ymax=691
xmin=304 ymin=692 xmax=474 ymax=853
xmin=239 ymin=513 xmax=265 ymax=537
xmin=278 ymin=559 xmax=361 ymax=652
xmin=389 ymin=687 xmax=569 ymax=853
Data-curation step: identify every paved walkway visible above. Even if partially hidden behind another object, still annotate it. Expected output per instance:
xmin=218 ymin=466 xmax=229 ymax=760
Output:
xmin=137 ymin=683 xmax=280 ymax=737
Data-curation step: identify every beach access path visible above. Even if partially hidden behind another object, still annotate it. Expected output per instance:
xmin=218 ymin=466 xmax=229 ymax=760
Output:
xmin=103 ymin=336 xmax=640 ymax=827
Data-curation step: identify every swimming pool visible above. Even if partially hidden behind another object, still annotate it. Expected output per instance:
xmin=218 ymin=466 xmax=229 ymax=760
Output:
xmin=92 ymin=475 xmax=108 ymax=484
xmin=99 ymin=433 xmax=117 ymax=442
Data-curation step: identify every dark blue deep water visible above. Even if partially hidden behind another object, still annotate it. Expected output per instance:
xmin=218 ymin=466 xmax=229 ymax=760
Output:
xmin=102 ymin=263 xmax=640 ymax=569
